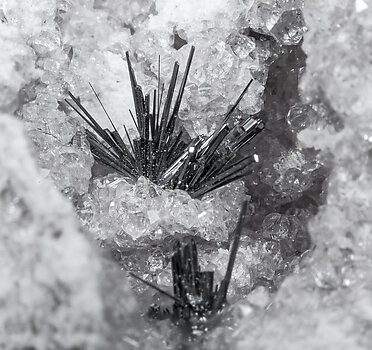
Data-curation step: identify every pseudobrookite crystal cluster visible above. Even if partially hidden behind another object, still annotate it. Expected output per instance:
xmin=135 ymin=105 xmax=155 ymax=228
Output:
xmin=2 ymin=0 xmax=370 ymax=348
xmin=0 ymin=113 xmax=141 ymax=349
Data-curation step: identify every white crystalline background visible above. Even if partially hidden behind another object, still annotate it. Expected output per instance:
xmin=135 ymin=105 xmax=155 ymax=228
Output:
xmin=1 ymin=0 xmax=372 ymax=348
xmin=83 ymin=175 xmax=248 ymax=244
xmin=213 ymin=1 xmax=372 ymax=349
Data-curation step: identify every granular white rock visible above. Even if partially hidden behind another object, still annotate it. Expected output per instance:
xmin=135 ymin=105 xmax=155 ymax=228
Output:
xmin=0 ymin=113 xmax=140 ymax=350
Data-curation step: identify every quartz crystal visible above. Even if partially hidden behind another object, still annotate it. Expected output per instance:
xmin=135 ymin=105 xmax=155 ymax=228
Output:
xmin=80 ymin=174 xmax=248 ymax=246
xmin=198 ymin=240 xmax=283 ymax=293
xmin=2 ymin=0 xmax=136 ymax=194
xmin=2 ymin=0 xmax=311 ymax=305
xmin=270 ymin=9 xmax=307 ymax=45
xmin=3 ymin=0 xmax=363 ymax=348
xmin=240 ymin=1 xmax=307 ymax=45
xmin=210 ymin=1 xmax=372 ymax=349
xmin=129 ymin=0 xmax=307 ymax=137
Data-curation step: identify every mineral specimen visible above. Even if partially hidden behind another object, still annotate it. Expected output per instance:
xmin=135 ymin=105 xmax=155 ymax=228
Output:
xmin=130 ymin=201 xmax=248 ymax=336
xmin=66 ymin=46 xmax=264 ymax=198
xmin=1 ymin=0 xmax=353 ymax=349
xmin=208 ymin=1 xmax=372 ymax=349
xmin=79 ymin=174 xmax=248 ymax=245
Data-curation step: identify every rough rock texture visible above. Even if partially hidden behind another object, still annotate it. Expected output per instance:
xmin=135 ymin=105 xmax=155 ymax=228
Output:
xmin=0 ymin=113 xmax=140 ymax=349
xmin=66 ymin=1 xmax=314 ymax=290
xmin=1 ymin=0 xmax=274 ymax=250
xmin=2 ymin=0 xmax=316 ymax=295
xmin=0 ymin=21 xmax=37 ymax=113
xmin=2 ymin=0 xmax=358 ymax=348
xmin=208 ymin=1 xmax=372 ymax=349
xmin=129 ymin=0 xmax=306 ymax=137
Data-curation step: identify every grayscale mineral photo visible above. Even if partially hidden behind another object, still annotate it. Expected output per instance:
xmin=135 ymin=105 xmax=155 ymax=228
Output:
xmin=1 ymin=0 xmax=371 ymax=349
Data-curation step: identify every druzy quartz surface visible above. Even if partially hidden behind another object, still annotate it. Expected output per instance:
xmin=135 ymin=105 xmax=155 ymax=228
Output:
xmin=1 ymin=0 xmax=370 ymax=348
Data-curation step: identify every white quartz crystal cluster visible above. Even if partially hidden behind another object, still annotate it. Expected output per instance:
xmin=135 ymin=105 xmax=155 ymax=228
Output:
xmin=129 ymin=0 xmax=307 ymax=137
xmin=1 ymin=0 xmax=310 ymax=249
xmin=0 ymin=0 xmax=277 ymax=246
xmin=208 ymin=1 xmax=372 ymax=349
xmin=79 ymin=175 xmax=248 ymax=245
xmin=0 ymin=0 xmax=342 ymax=348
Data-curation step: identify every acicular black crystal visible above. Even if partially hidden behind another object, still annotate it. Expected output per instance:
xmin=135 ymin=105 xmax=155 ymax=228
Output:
xmin=130 ymin=201 xmax=248 ymax=335
xmin=66 ymin=47 xmax=264 ymax=198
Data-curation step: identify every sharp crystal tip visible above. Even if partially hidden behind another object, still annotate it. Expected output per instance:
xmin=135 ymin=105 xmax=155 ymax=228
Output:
xmin=67 ymin=48 xmax=264 ymax=198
